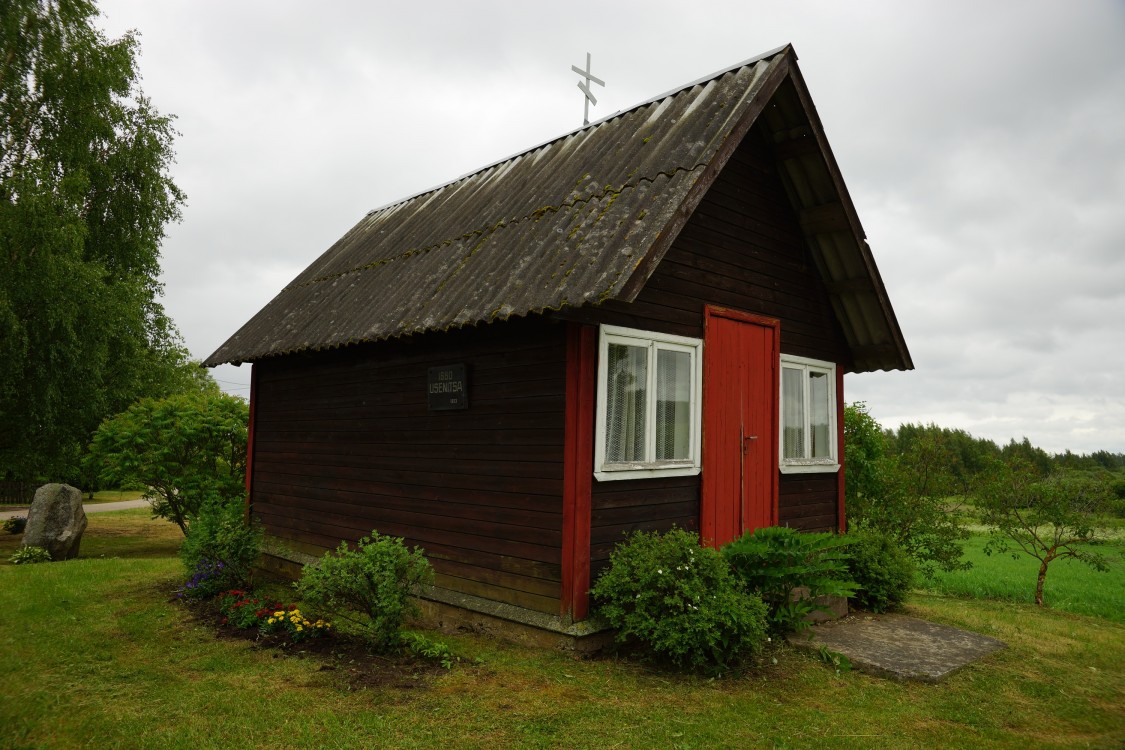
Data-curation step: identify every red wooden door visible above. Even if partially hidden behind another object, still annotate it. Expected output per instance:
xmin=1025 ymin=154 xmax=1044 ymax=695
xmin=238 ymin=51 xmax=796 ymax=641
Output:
xmin=701 ymin=308 xmax=779 ymax=547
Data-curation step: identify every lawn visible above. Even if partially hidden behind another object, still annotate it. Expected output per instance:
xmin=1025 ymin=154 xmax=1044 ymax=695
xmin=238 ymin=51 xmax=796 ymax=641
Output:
xmin=0 ymin=488 xmax=146 ymax=509
xmin=1 ymin=510 xmax=1122 ymax=749
xmin=923 ymin=532 xmax=1125 ymax=623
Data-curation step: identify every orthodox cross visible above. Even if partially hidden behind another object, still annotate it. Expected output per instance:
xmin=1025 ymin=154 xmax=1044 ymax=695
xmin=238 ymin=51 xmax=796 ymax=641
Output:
xmin=571 ymin=52 xmax=605 ymax=126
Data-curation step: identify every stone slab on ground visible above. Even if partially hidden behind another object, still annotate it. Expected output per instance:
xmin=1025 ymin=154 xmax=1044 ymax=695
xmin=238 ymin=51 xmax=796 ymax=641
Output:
xmin=789 ymin=613 xmax=1007 ymax=683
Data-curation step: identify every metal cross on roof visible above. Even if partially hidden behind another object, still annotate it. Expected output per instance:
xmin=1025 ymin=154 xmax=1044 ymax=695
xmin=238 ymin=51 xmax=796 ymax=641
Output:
xmin=571 ymin=52 xmax=605 ymax=127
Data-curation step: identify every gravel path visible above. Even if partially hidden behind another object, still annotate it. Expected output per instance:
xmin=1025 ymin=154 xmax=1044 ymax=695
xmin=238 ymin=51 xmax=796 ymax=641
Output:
xmin=0 ymin=498 xmax=149 ymax=520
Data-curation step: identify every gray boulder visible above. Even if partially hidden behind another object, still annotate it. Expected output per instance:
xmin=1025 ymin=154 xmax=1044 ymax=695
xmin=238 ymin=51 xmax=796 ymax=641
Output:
xmin=23 ymin=483 xmax=87 ymax=561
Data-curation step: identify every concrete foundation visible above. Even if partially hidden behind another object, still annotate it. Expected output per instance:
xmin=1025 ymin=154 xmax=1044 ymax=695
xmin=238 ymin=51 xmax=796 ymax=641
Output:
xmin=255 ymin=548 xmax=614 ymax=654
xmin=415 ymin=588 xmax=614 ymax=654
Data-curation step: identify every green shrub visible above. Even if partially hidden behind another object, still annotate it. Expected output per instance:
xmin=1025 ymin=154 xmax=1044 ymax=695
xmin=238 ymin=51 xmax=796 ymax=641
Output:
xmin=178 ymin=498 xmax=262 ymax=598
xmin=296 ymin=531 xmax=433 ymax=651
xmin=401 ymin=631 xmax=458 ymax=670
xmin=85 ymin=392 xmax=248 ymax=535
xmin=3 ymin=516 xmax=27 ymax=534
xmin=722 ymin=526 xmax=856 ymax=634
xmin=846 ymin=527 xmax=914 ymax=613
xmin=10 ymin=546 xmax=52 ymax=564
xmin=1108 ymin=479 xmax=1125 ymax=517
xmin=590 ymin=528 xmax=768 ymax=671
xmin=844 ymin=403 xmax=970 ymax=580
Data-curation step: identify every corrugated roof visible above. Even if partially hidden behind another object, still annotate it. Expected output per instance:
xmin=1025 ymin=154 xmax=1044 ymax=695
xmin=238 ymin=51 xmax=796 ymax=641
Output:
xmin=205 ymin=45 xmax=911 ymax=373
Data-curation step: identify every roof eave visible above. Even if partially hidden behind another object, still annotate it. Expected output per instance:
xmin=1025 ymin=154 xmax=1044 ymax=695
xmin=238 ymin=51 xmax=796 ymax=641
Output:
xmin=766 ymin=55 xmax=913 ymax=373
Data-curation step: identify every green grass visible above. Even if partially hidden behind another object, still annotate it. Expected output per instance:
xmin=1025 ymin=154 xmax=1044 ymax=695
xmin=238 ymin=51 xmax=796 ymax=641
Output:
xmin=88 ymin=489 xmax=147 ymax=503
xmin=923 ymin=532 xmax=1125 ymax=622
xmin=0 ymin=512 xmax=1122 ymax=749
xmin=0 ymin=488 xmax=146 ymax=508
xmin=1 ymin=507 xmax=181 ymax=562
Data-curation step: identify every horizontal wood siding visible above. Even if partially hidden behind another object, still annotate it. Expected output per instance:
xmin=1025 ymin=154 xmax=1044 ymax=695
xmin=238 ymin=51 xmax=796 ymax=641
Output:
xmin=251 ymin=317 xmax=568 ymax=613
xmin=778 ymin=473 xmax=838 ymax=532
xmin=592 ymin=124 xmax=850 ymax=363
xmin=590 ymin=475 xmax=700 ymax=579
xmin=573 ymin=122 xmax=848 ymax=545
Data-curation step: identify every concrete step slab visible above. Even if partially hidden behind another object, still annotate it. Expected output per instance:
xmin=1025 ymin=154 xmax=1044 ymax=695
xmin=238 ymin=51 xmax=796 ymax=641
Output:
xmin=788 ymin=613 xmax=1007 ymax=683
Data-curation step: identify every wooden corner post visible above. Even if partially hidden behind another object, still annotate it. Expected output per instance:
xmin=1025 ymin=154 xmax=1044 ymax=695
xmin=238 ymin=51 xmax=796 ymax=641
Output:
xmin=561 ymin=323 xmax=596 ymax=621
xmin=244 ymin=363 xmax=258 ymax=522
xmin=836 ymin=366 xmax=846 ymax=533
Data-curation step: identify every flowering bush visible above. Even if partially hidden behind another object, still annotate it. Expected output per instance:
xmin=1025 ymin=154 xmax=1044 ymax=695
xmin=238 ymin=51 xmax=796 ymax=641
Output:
xmin=178 ymin=558 xmax=233 ymax=599
xmin=216 ymin=589 xmax=284 ymax=629
xmin=178 ymin=498 xmax=262 ymax=597
xmin=213 ymin=589 xmax=331 ymax=642
xmin=590 ymin=528 xmax=768 ymax=671
xmin=260 ymin=607 xmax=331 ymax=642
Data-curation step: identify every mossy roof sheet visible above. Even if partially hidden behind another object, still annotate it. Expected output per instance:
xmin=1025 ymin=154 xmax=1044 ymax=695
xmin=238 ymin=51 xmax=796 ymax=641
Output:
xmin=205 ymin=45 xmax=911 ymax=373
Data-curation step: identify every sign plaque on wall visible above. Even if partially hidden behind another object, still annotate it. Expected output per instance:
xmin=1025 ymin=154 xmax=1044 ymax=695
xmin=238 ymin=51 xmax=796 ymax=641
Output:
xmin=427 ymin=363 xmax=468 ymax=411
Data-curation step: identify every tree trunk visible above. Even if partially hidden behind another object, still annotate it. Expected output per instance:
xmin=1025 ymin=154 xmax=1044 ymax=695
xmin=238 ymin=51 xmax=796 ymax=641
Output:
xmin=1035 ymin=560 xmax=1049 ymax=606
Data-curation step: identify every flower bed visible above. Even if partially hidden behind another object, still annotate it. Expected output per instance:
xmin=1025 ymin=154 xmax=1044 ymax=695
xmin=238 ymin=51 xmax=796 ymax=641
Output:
xmin=181 ymin=588 xmax=449 ymax=690
xmin=215 ymin=589 xmax=331 ymax=642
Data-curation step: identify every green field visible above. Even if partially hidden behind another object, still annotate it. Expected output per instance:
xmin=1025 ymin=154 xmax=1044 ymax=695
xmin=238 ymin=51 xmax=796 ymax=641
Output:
xmin=924 ymin=532 xmax=1125 ymax=623
xmin=1 ymin=510 xmax=1123 ymax=749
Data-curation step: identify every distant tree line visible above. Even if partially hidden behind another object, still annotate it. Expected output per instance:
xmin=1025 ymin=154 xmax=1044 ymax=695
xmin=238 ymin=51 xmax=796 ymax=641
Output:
xmin=845 ymin=403 xmax=1122 ymax=606
xmin=884 ymin=422 xmax=1125 ymax=484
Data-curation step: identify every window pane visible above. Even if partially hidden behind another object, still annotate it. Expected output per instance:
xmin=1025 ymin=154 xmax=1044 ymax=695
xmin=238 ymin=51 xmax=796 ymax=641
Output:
xmin=809 ymin=370 xmax=830 ymax=459
xmin=656 ymin=349 xmax=691 ymax=461
xmin=606 ymin=343 xmax=647 ymax=462
xmin=782 ymin=366 xmax=805 ymax=459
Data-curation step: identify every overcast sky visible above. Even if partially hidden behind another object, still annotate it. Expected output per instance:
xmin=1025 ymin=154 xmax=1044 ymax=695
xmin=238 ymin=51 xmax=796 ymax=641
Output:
xmin=94 ymin=0 xmax=1125 ymax=455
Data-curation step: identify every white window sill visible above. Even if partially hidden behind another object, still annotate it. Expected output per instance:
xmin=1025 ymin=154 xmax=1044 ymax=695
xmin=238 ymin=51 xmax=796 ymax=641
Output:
xmin=779 ymin=461 xmax=840 ymax=475
xmin=595 ymin=463 xmax=701 ymax=482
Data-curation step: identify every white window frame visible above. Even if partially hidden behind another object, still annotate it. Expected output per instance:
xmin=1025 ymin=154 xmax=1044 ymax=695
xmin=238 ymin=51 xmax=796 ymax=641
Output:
xmin=594 ymin=325 xmax=703 ymax=481
xmin=778 ymin=354 xmax=840 ymax=474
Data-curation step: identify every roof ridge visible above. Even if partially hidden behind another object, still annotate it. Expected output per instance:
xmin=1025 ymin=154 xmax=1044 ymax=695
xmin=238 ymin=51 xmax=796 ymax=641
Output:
xmin=361 ymin=45 xmax=793 ymax=218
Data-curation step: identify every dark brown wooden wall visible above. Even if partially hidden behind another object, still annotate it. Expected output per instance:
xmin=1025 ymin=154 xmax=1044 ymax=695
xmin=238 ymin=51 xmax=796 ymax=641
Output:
xmin=251 ymin=120 xmax=849 ymax=609
xmin=776 ymin=474 xmax=839 ymax=531
xmin=250 ymin=316 xmax=568 ymax=614
xmin=575 ymin=122 xmax=849 ymax=568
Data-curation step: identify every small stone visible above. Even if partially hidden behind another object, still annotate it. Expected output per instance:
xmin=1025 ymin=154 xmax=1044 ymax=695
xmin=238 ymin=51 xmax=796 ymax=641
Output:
xmin=22 ymin=484 xmax=87 ymax=561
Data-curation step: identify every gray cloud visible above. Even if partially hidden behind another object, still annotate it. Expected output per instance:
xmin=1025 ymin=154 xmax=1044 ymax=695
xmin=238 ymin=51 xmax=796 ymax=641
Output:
xmin=97 ymin=0 xmax=1125 ymax=454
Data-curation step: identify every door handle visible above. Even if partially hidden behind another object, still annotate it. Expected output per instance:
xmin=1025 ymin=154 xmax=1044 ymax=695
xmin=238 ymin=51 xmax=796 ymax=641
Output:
xmin=742 ymin=435 xmax=758 ymax=453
